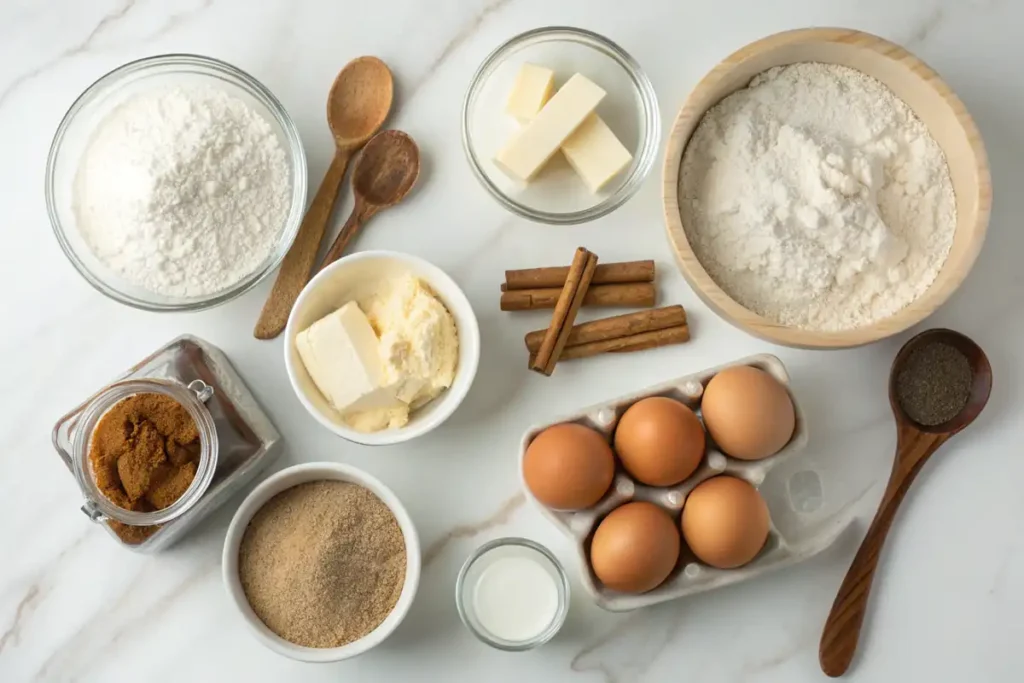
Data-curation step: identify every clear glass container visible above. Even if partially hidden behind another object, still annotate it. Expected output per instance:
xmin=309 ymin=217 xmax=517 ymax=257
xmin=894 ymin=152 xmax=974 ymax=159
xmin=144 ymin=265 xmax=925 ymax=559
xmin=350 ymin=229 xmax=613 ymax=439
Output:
xmin=53 ymin=335 xmax=282 ymax=552
xmin=45 ymin=54 xmax=308 ymax=311
xmin=455 ymin=537 xmax=570 ymax=651
xmin=462 ymin=27 xmax=660 ymax=224
xmin=73 ymin=378 xmax=219 ymax=529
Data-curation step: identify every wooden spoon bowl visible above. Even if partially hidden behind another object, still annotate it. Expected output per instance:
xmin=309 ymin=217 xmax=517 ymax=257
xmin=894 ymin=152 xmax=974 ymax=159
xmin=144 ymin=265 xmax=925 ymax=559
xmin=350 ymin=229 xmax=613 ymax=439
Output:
xmin=819 ymin=328 xmax=992 ymax=676
xmin=888 ymin=329 xmax=993 ymax=434
xmin=319 ymin=130 xmax=420 ymax=269
xmin=352 ymin=130 xmax=420 ymax=205
xmin=328 ymin=57 xmax=393 ymax=146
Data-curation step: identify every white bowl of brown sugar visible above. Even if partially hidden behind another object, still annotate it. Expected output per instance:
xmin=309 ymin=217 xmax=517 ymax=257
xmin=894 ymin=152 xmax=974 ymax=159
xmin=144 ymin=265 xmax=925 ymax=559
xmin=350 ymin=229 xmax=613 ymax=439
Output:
xmin=222 ymin=462 xmax=421 ymax=662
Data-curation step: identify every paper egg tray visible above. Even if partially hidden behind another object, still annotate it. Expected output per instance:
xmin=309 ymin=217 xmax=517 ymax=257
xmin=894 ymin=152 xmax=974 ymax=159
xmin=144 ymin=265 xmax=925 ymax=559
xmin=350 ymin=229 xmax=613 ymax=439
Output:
xmin=519 ymin=354 xmax=852 ymax=612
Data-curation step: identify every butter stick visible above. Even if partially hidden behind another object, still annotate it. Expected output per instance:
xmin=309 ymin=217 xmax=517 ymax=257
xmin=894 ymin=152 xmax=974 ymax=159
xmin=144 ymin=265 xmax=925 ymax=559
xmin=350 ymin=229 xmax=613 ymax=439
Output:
xmin=495 ymin=74 xmax=605 ymax=182
xmin=509 ymin=66 xmax=633 ymax=192
xmin=506 ymin=64 xmax=555 ymax=122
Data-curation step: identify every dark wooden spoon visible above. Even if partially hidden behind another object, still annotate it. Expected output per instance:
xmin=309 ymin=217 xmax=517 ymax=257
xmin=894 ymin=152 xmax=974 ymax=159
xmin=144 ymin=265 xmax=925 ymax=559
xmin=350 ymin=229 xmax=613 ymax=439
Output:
xmin=318 ymin=129 xmax=420 ymax=270
xmin=819 ymin=328 xmax=992 ymax=677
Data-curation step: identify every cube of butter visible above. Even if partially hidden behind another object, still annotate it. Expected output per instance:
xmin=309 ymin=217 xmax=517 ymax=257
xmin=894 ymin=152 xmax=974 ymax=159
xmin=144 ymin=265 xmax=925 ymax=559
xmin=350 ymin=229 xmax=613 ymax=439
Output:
xmin=505 ymin=63 xmax=555 ymax=122
xmin=295 ymin=302 xmax=404 ymax=416
xmin=495 ymin=73 xmax=605 ymax=182
xmin=562 ymin=114 xmax=633 ymax=193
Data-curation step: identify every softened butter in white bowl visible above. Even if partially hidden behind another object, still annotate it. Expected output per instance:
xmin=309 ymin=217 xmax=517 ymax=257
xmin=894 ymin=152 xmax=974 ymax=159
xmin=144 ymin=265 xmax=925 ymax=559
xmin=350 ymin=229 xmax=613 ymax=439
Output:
xmin=284 ymin=250 xmax=480 ymax=446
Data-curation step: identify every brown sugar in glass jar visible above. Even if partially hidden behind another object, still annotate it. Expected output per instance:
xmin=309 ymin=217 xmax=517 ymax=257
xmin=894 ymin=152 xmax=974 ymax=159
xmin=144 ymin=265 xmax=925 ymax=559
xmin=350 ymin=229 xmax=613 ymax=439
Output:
xmin=72 ymin=378 xmax=219 ymax=545
xmin=53 ymin=335 xmax=282 ymax=553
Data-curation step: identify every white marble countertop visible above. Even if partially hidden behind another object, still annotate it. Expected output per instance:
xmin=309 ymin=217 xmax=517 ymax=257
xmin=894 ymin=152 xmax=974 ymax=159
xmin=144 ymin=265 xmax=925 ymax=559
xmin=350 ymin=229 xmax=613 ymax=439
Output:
xmin=3 ymin=0 xmax=1023 ymax=681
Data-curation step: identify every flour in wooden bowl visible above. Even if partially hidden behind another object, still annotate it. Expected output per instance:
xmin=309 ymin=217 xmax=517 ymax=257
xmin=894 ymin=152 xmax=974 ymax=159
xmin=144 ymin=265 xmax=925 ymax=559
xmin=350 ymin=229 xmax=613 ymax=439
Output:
xmin=679 ymin=63 xmax=956 ymax=332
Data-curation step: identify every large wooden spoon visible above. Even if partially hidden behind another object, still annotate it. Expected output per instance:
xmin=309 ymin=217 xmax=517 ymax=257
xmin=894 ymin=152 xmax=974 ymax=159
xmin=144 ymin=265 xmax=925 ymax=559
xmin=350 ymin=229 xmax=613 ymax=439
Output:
xmin=819 ymin=328 xmax=992 ymax=677
xmin=318 ymin=129 xmax=420 ymax=270
xmin=254 ymin=56 xmax=393 ymax=339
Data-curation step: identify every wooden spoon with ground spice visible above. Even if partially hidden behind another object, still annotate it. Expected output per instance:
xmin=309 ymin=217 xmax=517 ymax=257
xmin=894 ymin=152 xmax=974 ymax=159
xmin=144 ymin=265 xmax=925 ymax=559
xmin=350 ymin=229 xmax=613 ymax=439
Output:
xmin=820 ymin=329 xmax=992 ymax=677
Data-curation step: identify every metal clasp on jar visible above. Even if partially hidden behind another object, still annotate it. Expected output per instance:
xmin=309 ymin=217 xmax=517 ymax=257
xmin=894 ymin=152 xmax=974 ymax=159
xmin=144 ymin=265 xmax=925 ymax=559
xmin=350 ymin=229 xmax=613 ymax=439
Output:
xmin=187 ymin=379 xmax=214 ymax=403
xmin=81 ymin=499 xmax=107 ymax=522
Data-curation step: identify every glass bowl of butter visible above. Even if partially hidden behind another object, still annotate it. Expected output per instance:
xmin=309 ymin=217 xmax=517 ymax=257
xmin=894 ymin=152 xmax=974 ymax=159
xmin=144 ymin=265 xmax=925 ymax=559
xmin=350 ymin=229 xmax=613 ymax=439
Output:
xmin=283 ymin=251 xmax=481 ymax=446
xmin=462 ymin=26 xmax=660 ymax=225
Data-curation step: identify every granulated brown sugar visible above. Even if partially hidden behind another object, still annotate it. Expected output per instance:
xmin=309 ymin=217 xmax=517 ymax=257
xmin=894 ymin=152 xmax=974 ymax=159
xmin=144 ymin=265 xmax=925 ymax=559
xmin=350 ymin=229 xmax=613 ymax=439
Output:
xmin=238 ymin=480 xmax=406 ymax=648
xmin=88 ymin=392 xmax=202 ymax=545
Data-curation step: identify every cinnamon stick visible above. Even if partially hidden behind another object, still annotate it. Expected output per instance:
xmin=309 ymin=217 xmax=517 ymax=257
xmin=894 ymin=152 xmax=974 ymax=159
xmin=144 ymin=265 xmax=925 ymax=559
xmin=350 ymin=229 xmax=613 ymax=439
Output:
xmin=504 ymin=260 xmax=655 ymax=291
xmin=501 ymin=282 xmax=655 ymax=311
xmin=529 ymin=248 xmax=598 ymax=376
xmin=528 ymin=325 xmax=690 ymax=364
xmin=524 ymin=306 xmax=687 ymax=353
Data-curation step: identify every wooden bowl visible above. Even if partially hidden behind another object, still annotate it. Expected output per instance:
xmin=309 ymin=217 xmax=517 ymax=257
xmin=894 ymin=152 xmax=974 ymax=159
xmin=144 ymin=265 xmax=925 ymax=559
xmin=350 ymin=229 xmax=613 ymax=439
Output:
xmin=662 ymin=28 xmax=991 ymax=348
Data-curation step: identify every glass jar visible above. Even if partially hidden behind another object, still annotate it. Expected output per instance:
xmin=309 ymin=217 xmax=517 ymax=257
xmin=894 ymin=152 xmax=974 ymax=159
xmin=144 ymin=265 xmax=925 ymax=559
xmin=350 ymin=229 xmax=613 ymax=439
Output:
xmin=73 ymin=378 xmax=218 ymax=532
xmin=53 ymin=334 xmax=281 ymax=552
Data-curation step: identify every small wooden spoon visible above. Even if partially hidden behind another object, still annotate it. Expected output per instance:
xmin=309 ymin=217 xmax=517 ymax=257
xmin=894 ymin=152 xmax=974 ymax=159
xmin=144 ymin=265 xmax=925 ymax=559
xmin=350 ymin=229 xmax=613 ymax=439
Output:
xmin=819 ymin=328 xmax=992 ymax=677
xmin=318 ymin=129 xmax=420 ymax=270
xmin=254 ymin=56 xmax=393 ymax=340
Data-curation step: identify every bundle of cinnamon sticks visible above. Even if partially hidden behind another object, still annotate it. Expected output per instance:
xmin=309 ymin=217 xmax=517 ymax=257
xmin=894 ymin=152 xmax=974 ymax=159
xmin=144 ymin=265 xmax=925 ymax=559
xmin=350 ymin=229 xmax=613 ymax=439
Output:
xmin=503 ymin=250 xmax=690 ymax=376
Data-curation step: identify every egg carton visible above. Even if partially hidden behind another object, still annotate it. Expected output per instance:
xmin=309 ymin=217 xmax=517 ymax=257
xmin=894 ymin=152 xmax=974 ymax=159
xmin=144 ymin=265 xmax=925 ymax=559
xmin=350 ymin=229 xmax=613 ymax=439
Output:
xmin=519 ymin=354 xmax=854 ymax=612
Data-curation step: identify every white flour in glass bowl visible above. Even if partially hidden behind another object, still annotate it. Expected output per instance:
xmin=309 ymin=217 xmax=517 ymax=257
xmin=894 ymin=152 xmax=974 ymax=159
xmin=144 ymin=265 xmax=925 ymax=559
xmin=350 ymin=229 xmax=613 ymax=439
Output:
xmin=73 ymin=85 xmax=290 ymax=298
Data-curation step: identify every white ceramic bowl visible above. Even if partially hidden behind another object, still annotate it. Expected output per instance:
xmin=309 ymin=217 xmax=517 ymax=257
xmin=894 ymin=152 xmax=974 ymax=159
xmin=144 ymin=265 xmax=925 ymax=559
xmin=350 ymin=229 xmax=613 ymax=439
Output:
xmin=222 ymin=462 xmax=421 ymax=662
xmin=284 ymin=250 xmax=481 ymax=446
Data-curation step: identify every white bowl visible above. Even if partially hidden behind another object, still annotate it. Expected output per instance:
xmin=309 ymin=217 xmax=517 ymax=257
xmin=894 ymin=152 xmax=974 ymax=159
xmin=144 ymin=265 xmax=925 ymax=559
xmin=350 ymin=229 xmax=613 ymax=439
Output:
xmin=222 ymin=462 xmax=421 ymax=662
xmin=284 ymin=250 xmax=481 ymax=446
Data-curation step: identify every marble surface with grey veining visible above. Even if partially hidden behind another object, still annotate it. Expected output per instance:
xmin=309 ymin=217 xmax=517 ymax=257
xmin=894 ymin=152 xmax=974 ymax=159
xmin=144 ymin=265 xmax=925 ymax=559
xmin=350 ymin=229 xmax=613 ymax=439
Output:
xmin=2 ymin=0 xmax=1023 ymax=681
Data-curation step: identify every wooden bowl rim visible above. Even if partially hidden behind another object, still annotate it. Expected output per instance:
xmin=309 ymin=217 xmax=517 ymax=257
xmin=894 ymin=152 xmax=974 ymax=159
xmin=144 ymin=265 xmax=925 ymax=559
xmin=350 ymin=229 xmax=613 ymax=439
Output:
xmin=661 ymin=27 xmax=992 ymax=349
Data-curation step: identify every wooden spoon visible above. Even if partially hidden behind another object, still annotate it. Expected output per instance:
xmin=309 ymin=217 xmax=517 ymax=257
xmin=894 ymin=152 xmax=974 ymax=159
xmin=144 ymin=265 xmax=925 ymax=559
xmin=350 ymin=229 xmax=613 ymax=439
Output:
xmin=254 ymin=56 xmax=393 ymax=340
xmin=819 ymin=328 xmax=992 ymax=677
xmin=318 ymin=129 xmax=420 ymax=270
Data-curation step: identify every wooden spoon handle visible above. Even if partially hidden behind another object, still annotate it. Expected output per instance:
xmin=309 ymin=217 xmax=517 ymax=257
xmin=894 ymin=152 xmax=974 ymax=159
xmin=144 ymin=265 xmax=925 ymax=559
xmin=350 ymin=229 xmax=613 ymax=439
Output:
xmin=253 ymin=148 xmax=353 ymax=340
xmin=319 ymin=199 xmax=378 ymax=271
xmin=819 ymin=428 xmax=948 ymax=677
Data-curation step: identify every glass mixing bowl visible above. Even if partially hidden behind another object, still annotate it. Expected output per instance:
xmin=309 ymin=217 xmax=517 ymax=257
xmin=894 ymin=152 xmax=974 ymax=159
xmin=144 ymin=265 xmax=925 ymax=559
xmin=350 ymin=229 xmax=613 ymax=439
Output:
xmin=462 ymin=27 xmax=660 ymax=225
xmin=45 ymin=54 xmax=308 ymax=311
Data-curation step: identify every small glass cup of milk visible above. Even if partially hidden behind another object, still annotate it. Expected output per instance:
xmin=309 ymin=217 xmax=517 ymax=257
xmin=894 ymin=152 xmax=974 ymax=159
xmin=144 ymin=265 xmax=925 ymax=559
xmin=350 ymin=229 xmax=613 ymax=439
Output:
xmin=455 ymin=537 xmax=570 ymax=650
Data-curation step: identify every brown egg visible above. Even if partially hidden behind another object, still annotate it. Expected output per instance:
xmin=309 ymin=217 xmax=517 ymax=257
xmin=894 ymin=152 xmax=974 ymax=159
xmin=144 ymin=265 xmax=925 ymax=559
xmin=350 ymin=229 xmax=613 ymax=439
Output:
xmin=613 ymin=397 xmax=705 ymax=486
xmin=523 ymin=423 xmax=615 ymax=510
xmin=681 ymin=476 xmax=769 ymax=569
xmin=590 ymin=501 xmax=680 ymax=593
xmin=701 ymin=365 xmax=795 ymax=460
